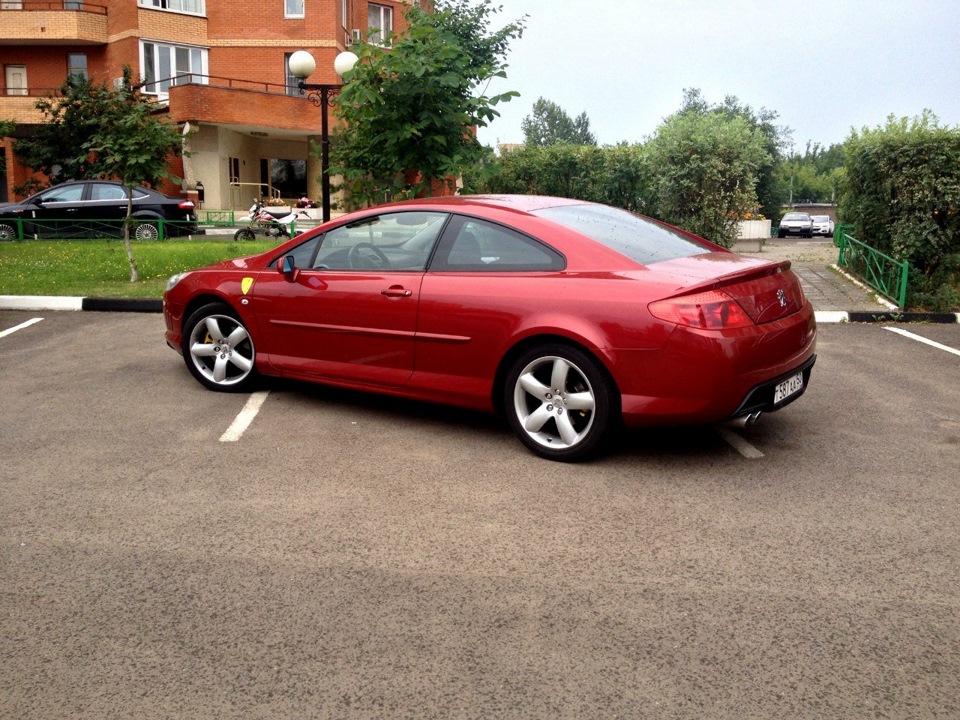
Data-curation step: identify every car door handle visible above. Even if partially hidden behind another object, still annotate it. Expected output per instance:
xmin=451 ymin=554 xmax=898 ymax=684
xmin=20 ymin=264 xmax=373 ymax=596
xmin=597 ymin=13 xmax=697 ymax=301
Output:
xmin=381 ymin=287 xmax=412 ymax=298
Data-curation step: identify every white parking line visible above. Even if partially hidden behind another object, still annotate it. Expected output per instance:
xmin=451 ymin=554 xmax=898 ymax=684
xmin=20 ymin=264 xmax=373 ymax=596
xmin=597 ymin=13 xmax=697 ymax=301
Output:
xmin=0 ymin=317 xmax=44 ymax=339
xmin=884 ymin=327 xmax=960 ymax=357
xmin=219 ymin=391 xmax=270 ymax=442
xmin=715 ymin=427 xmax=765 ymax=459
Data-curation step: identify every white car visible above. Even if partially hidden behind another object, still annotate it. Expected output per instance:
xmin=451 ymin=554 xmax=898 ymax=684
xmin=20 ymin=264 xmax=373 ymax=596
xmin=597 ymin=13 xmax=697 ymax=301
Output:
xmin=777 ymin=212 xmax=814 ymax=238
xmin=811 ymin=215 xmax=835 ymax=237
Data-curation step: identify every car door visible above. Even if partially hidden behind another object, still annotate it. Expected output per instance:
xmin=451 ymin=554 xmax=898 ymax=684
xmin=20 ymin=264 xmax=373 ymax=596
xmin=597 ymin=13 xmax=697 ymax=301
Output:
xmin=250 ymin=210 xmax=448 ymax=386
xmin=413 ymin=215 xmax=566 ymax=396
xmin=28 ymin=183 xmax=87 ymax=238
xmin=82 ymin=182 xmax=131 ymax=236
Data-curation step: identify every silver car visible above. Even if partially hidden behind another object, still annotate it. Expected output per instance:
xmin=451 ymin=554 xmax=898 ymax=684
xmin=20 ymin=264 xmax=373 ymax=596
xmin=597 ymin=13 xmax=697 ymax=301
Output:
xmin=777 ymin=212 xmax=813 ymax=238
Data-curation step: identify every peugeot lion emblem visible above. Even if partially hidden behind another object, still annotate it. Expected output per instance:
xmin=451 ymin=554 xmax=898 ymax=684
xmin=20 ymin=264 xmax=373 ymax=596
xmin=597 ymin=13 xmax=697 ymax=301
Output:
xmin=777 ymin=289 xmax=787 ymax=308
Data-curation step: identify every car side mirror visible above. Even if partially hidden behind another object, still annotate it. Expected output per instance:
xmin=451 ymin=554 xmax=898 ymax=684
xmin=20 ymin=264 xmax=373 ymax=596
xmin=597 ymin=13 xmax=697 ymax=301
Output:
xmin=279 ymin=254 xmax=300 ymax=282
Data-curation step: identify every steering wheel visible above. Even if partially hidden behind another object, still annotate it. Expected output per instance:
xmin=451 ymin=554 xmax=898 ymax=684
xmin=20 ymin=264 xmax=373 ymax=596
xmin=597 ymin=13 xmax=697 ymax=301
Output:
xmin=348 ymin=242 xmax=390 ymax=269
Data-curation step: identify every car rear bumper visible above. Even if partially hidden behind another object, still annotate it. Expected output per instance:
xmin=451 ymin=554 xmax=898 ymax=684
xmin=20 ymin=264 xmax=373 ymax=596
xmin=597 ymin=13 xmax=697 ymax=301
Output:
xmin=614 ymin=303 xmax=817 ymax=427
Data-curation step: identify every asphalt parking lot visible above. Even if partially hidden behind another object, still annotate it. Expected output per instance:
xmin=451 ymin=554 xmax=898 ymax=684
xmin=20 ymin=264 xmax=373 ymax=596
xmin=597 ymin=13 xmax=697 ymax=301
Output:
xmin=2 ymin=310 xmax=959 ymax=719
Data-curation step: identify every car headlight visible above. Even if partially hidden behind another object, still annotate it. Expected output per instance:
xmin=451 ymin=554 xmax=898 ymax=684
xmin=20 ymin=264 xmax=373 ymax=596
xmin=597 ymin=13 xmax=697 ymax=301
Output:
xmin=165 ymin=272 xmax=189 ymax=292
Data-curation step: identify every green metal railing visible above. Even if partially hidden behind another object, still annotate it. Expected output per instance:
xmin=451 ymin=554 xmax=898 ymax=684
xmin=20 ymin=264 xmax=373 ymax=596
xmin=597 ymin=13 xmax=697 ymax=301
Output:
xmin=836 ymin=230 xmax=909 ymax=309
xmin=0 ymin=217 xmax=206 ymax=241
xmin=0 ymin=213 xmax=316 ymax=241
xmin=834 ymin=224 xmax=854 ymax=248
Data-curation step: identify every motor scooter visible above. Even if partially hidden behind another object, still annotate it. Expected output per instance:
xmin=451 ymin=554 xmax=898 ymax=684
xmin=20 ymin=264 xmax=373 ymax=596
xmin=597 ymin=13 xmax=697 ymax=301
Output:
xmin=234 ymin=198 xmax=309 ymax=240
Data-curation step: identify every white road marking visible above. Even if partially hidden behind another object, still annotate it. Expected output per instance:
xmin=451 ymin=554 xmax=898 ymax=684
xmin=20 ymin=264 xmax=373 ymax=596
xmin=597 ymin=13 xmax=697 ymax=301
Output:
xmin=0 ymin=317 xmax=44 ymax=339
xmin=715 ymin=427 xmax=765 ymax=459
xmin=884 ymin=327 xmax=960 ymax=357
xmin=219 ymin=391 xmax=270 ymax=442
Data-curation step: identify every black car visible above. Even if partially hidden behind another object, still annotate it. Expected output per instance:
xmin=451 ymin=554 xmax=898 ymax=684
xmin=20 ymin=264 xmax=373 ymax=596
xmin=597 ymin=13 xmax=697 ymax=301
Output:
xmin=0 ymin=180 xmax=197 ymax=240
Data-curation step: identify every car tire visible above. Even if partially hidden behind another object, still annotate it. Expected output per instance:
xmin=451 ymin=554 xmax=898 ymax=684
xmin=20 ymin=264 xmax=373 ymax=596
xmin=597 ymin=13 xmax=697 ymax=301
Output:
xmin=132 ymin=221 xmax=160 ymax=240
xmin=234 ymin=229 xmax=256 ymax=241
xmin=181 ymin=302 xmax=259 ymax=392
xmin=0 ymin=221 xmax=16 ymax=240
xmin=777 ymin=230 xmax=785 ymax=238
xmin=504 ymin=343 xmax=616 ymax=462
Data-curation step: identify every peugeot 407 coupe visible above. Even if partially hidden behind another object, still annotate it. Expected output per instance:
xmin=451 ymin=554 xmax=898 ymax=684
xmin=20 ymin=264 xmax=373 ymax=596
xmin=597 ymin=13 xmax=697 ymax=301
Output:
xmin=163 ymin=195 xmax=816 ymax=461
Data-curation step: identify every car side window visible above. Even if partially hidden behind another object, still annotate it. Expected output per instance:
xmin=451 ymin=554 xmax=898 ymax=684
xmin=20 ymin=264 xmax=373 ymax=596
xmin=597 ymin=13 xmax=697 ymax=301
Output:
xmin=90 ymin=183 xmax=129 ymax=201
xmin=431 ymin=216 xmax=565 ymax=272
xmin=311 ymin=211 xmax=447 ymax=271
xmin=39 ymin=185 xmax=85 ymax=203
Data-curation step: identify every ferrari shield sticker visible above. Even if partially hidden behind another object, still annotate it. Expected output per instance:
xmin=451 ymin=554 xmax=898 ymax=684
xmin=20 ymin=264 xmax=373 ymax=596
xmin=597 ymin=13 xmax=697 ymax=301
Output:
xmin=241 ymin=277 xmax=254 ymax=295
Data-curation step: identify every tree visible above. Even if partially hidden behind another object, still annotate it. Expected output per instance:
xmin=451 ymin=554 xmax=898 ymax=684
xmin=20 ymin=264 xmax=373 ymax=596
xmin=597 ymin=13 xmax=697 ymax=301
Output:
xmin=15 ymin=68 xmax=184 ymax=280
xmin=521 ymin=97 xmax=597 ymax=147
xmin=0 ymin=119 xmax=13 ymax=178
xmin=678 ymin=89 xmax=790 ymax=220
xmin=332 ymin=0 xmax=525 ymax=206
xmin=647 ymin=108 xmax=770 ymax=248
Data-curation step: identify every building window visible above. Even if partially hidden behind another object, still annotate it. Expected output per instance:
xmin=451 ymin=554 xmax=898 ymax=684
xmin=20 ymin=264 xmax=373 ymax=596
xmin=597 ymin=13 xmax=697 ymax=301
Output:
xmin=140 ymin=41 xmax=208 ymax=95
xmin=284 ymin=53 xmax=301 ymax=97
xmin=284 ymin=0 xmax=303 ymax=18
xmin=67 ymin=53 xmax=88 ymax=80
xmin=5 ymin=65 xmax=28 ymax=96
xmin=368 ymin=3 xmax=393 ymax=45
xmin=138 ymin=0 xmax=205 ymax=16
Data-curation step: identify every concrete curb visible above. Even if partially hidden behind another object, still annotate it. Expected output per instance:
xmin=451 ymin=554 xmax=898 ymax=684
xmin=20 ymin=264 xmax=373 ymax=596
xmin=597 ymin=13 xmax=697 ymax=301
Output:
xmin=2 ymin=296 xmax=958 ymax=323
xmin=814 ymin=310 xmax=960 ymax=324
xmin=0 ymin=296 xmax=162 ymax=313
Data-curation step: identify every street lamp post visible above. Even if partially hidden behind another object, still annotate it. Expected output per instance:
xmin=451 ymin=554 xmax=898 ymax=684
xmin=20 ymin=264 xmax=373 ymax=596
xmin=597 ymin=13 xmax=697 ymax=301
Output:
xmin=288 ymin=49 xmax=359 ymax=223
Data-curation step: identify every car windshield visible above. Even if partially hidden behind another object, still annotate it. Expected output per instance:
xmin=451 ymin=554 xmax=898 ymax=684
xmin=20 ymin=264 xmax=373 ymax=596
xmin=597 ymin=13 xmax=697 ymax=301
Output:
xmin=783 ymin=213 xmax=809 ymax=221
xmin=532 ymin=204 xmax=712 ymax=265
xmin=812 ymin=215 xmax=829 ymax=222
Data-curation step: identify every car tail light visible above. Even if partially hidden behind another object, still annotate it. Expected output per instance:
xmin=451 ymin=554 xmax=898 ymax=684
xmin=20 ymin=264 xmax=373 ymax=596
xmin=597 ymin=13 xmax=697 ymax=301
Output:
xmin=649 ymin=290 xmax=753 ymax=329
xmin=178 ymin=200 xmax=195 ymax=210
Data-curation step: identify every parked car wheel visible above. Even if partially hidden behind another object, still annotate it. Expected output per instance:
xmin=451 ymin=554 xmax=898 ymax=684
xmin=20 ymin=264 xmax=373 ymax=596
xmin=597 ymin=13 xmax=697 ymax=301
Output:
xmin=0 ymin=221 xmax=16 ymax=240
xmin=777 ymin=229 xmax=786 ymax=238
xmin=234 ymin=229 xmax=256 ymax=241
xmin=133 ymin=221 xmax=159 ymax=240
xmin=504 ymin=343 xmax=615 ymax=462
xmin=182 ymin=302 xmax=258 ymax=392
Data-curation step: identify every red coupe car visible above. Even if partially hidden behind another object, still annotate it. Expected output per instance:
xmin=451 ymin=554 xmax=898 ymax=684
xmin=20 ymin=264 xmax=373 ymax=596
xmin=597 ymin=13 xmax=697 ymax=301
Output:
xmin=164 ymin=195 xmax=816 ymax=461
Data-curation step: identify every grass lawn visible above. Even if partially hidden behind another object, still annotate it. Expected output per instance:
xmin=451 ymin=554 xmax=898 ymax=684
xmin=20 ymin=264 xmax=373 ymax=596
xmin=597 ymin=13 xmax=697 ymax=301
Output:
xmin=0 ymin=239 xmax=278 ymax=298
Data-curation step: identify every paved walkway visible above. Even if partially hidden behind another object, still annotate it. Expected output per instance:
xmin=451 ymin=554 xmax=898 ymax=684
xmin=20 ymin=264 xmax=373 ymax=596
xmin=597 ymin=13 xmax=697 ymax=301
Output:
xmin=735 ymin=238 xmax=890 ymax=313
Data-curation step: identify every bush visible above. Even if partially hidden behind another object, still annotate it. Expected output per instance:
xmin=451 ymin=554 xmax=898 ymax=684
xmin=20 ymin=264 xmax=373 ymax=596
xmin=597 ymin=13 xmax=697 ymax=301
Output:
xmin=841 ymin=112 xmax=960 ymax=309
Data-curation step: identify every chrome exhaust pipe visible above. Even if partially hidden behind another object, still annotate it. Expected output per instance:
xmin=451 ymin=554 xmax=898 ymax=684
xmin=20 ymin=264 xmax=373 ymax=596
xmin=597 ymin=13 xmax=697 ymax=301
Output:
xmin=727 ymin=411 xmax=762 ymax=429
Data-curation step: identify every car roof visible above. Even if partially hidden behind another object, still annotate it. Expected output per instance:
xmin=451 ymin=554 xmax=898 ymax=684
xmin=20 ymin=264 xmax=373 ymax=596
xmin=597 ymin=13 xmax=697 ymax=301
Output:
xmin=371 ymin=194 xmax=588 ymax=215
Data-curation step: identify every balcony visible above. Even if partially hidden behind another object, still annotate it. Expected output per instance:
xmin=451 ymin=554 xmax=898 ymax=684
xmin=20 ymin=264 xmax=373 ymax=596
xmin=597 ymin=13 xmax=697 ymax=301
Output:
xmin=167 ymin=76 xmax=331 ymax=137
xmin=0 ymin=89 xmax=60 ymax=123
xmin=0 ymin=2 xmax=108 ymax=46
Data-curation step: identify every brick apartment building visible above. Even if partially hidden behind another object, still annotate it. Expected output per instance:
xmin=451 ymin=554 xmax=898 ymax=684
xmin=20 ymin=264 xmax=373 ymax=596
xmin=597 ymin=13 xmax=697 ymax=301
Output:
xmin=0 ymin=0 xmax=416 ymax=209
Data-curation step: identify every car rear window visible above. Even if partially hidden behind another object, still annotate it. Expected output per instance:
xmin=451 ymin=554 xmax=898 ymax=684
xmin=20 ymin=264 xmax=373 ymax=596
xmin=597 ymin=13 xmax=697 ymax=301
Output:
xmin=532 ymin=204 xmax=712 ymax=265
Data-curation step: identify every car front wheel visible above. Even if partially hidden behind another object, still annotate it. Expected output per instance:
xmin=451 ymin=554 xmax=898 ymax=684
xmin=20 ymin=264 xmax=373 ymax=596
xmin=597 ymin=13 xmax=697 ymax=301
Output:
xmin=504 ymin=344 xmax=615 ymax=462
xmin=181 ymin=302 xmax=258 ymax=392
xmin=0 ymin=221 xmax=16 ymax=240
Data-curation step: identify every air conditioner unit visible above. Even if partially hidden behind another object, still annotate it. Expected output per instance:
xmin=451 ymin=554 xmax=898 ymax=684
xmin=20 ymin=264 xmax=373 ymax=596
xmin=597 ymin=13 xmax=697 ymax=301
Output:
xmin=112 ymin=77 xmax=125 ymax=90
xmin=351 ymin=28 xmax=363 ymax=43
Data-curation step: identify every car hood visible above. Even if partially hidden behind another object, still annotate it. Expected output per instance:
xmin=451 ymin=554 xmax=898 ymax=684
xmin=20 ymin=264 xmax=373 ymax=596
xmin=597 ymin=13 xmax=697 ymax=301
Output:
xmin=200 ymin=256 xmax=261 ymax=271
xmin=0 ymin=201 xmax=27 ymax=213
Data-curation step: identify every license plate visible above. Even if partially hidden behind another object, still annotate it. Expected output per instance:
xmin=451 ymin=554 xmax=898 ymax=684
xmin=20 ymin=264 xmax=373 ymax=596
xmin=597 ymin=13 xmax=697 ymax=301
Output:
xmin=774 ymin=372 xmax=804 ymax=404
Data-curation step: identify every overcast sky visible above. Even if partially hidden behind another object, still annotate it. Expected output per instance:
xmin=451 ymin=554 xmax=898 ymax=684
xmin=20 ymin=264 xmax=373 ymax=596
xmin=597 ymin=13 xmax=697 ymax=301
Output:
xmin=474 ymin=0 xmax=960 ymax=153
